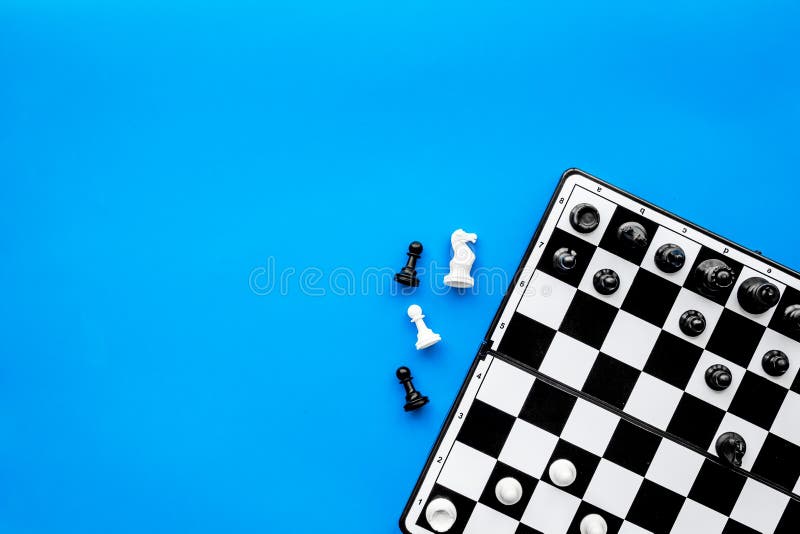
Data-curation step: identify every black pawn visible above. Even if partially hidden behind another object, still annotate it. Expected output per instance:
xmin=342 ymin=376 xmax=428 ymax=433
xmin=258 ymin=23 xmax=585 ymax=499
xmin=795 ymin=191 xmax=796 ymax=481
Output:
xmin=705 ymin=364 xmax=732 ymax=391
xmin=655 ymin=243 xmax=686 ymax=273
xmin=396 ymin=366 xmax=428 ymax=412
xmin=593 ymin=269 xmax=620 ymax=295
xmin=716 ymin=431 xmax=746 ymax=468
xmin=762 ymin=350 xmax=790 ymax=377
xmin=737 ymin=276 xmax=781 ymax=314
xmin=680 ymin=310 xmax=706 ymax=337
xmin=695 ymin=258 xmax=735 ymax=294
xmin=783 ymin=304 xmax=800 ymax=332
xmin=616 ymin=222 xmax=649 ymax=249
xmin=553 ymin=248 xmax=578 ymax=273
xmin=569 ymin=203 xmax=600 ymax=233
xmin=395 ymin=241 xmax=422 ymax=287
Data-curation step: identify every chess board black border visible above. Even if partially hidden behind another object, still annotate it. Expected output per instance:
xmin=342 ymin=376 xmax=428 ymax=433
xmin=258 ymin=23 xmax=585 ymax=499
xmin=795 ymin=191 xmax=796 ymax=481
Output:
xmin=398 ymin=168 xmax=800 ymax=534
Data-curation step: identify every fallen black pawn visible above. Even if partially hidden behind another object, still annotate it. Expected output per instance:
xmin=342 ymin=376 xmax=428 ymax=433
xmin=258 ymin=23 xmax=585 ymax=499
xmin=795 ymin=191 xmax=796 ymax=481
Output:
xmin=397 ymin=366 xmax=429 ymax=412
xmin=395 ymin=241 xmax=423 ymax=287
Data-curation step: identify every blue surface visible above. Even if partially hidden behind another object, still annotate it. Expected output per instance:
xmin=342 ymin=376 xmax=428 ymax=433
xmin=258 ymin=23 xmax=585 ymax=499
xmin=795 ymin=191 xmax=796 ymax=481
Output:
xmin=2 ymin=2 xmax=799 ymax=533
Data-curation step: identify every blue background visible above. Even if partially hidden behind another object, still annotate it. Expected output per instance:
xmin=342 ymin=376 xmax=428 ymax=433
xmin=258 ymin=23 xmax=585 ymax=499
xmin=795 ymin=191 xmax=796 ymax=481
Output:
xmin=2 ymin=2 xmax=799 ymax=533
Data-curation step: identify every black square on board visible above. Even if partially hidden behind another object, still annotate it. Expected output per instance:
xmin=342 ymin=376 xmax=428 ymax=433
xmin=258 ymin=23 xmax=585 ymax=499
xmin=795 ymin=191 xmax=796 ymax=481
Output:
xmin=768 ymin=285 xmax=800 ymax=344
xmin=688 ymin=459 xmax=746 ymax=515
xmin=728 ymin=371 xmax=787 ymax=429
xmin=666 ymin=393 xmax=725 ymax=450
xmin=566 ymin=500 xmax=624 ymax=534
xmin=626 ymin=479 xmax=685 ymax=533
xmin=583 ymin=353 xmax=640 ymax=409
xmin=559 ymin=291 xmax=618 ymax=349
xmin=643 ymin=331 xmax=703 ymax=389
xmin=498 ymin=313 xmax=557 ymax=369
xmin=706 ymin=309 xmax=766 ymax=368
xmin=621 ymin=269 xmax=681 ymax=327
xmin=604 ymin=419 xmax=662 ymax=476
xmin=456 ymin=399 xmax=516 ymax=458
xmin=515 ymin=524 xmax=544 ymax=534
xmin=794 ymin=371 xmax=800 ymax=394
xmin=722 ymin=519 xmax=761 ymax=534
xmin=543 ymin=439 xmax=600 ymax=498
xmin=683 ymin=246 xmax=744 ymax=306
xmin=775 ymin=498 xmax=800 ymax=534
xmin=751 ymin=433 xmax=800 ymax=492
xmin=478 ymin=462 xmax=538 ymax=520
xmin=536 ymin=227 xmax=598 ymax=287
xmin=417 ymin=484 xmax=476 ymax=533
xmin=518 ymin=379 xmax=577 ymax=435
xmin=597 ymin=205 xmax=660 ymax=265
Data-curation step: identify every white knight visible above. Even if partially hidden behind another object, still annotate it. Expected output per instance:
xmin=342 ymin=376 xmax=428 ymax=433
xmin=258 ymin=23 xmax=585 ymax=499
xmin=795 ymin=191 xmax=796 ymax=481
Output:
xmin=444 ymin=229 xmax=478 ymax=288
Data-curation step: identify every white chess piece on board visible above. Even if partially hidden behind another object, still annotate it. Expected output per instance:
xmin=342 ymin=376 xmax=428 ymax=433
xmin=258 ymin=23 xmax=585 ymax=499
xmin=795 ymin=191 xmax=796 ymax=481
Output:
xmin=549 ymin=458 xmax=577 ymax=487
xmin=494 ymin=477 xmax=523 ymax=505
xmin=425 ymin=497 xmax=457 ymax=532
xmin=580 ymin=513 xmax=608 ymax=534
xmin=408 ymin=304 xmax=441 ymax=350
xmin=444 ymin=229 xmax=478 ymax=288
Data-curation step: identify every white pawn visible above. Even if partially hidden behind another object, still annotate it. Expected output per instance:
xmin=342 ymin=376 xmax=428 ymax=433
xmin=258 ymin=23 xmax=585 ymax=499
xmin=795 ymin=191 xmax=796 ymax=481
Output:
xmin=408 ymin=305 xmax=441 ymax=349
xmin=495 ymin=477 xmax=523 ymax=505
xmin=580 ymin=514 xmax=607 ymax=534
xmin=444 ymin=229 xmax=478 ymax=288
xmin=425 ymin=497 xmax=457 ymax=532
xmin=548 ymin=459 xmax=577 ymax=487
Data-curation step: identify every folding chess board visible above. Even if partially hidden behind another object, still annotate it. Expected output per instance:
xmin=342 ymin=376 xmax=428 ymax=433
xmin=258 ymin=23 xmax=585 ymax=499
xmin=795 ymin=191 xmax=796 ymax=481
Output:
xmin=400 ymin=170 xmax=800 ymax=534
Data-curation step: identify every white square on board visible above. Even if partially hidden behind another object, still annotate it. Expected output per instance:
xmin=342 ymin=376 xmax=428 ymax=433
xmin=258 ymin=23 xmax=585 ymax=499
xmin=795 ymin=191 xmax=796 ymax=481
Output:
xmin=561 ymin=398 xmax=620 ymax=456
xmin=685 ymin=350 xmax=746 ymax=411
xmin=521 ymin=482 xmax=581 ymax=533
xmin=601 ymin=309 xmax=662 ymax=370
xmin=640 ymin=225 xmax=703 ymax=285
xmin=662 ymin=288 xmax=725 ymax=348
xmin=708 ymin=413 xmax=768 ymax=470
xmin=624 ymin=373 xmax=682 ymax=430
xmin=577 ymin=247 xmax=640 ymax=307
xmin=670 ymin=499 xmax=727 ymax=533
xmin=476 ymin=358 xmax=534 ymax=417
xmin=438 ymin=441 xmax=496 ymax=501
xmin=584 ymin=459 xmax=643 ymax=518
xmin=771 ymin=391 xmax=800 ymax=445
xmin=618 ymin=522 xmax=652 ymax=534
xmin=517 ymin=271 xmax=577 ymax=331
xmin=538 ymin=333 xmax=598 ymax=391
xmin=645 ymin=438 xmax=705 ymax=496
xmin=730 ymin=478 xmax=790 ymax=534
xmin=725 ymin=266 xmax=786 ymax=327
xmin=463 ymin=503 xmax=519 ymax=534
xmin=555 ymin=185 xmax=618 ymax=246
xmin=498 ymin=419 xmax=559 ymax=479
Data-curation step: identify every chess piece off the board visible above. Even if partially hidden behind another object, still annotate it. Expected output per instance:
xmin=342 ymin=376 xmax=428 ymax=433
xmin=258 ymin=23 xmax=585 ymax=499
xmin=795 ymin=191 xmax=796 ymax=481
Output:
xmin=655 ymin=243 xmax=686 ymax=273
xmin=763 ymin=350 xmax=790 ymax=376
xmin=695 ymin=258 xmax=735 ymax=295
xmin=425 ymin=497 xmax=456 ymax=532
xmin=407 ymin=304 xmax=441 ymax=350
xmin=548 ymin=458 xmax=577 ymax=487
xmin=716 ymin=431 xmax=746 ymax=467
xmin=738 ymin=276 xmax=781 ymax=314
xmin=396 ymin=366 xmax=428 ymax=412
xmin=395 ymin=241 xmax=423 ymax=287
xmin=494 ymin=477 xmax=523 ymax=506
xmin=443 ymin=229 xmax=478 ymax=288
xmin=580 ymin=513 xmax=608 ymax=534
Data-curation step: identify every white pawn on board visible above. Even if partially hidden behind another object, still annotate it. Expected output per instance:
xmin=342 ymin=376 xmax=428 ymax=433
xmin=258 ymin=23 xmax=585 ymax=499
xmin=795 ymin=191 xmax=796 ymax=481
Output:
xmin=549 ymin=458 xmax=577 ymax=487
xmin=494 ymin=477 xmax=523 ymax=505
xmin=425 ymin=497 xmax=457 ymax=532
xmin=444 ymin=229 xmax=478 ymax=288
xmin=408 ymin=304 xmax=441 ymax=350
xmin=580 ymin=513 xmax=608 ymax=534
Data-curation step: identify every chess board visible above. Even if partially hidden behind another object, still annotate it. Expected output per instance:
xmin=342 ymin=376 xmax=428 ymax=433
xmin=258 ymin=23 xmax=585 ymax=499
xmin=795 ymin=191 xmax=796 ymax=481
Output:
xmin=400 ymin=170 xmax=800 ymax=533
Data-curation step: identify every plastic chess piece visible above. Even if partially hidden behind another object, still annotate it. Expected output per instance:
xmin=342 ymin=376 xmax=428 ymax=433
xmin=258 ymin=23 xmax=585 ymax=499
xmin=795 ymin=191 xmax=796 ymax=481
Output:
xmin=553 ymin=248 xmax=578 ymax=273
xmin=737 ymin=276 xmax=781 ymax=314
xmin=694 ymin=258 xmax=735 ymax=295
xmin=593 ymin=269 xmax=620 ymax=295
xmin=395 ymin=241 xmax=423 ymax=287
xmin=705 ymin=364 xmax=732 ymax=391
xmin=494 ymin=477 xmax=523 ymax=506
xmin=396 ymin=366 xmax=429 ymax=411
xmin=425 ymin=497 xmax=457 ymax=532
xmin=570 ymin=203 xmax=600 ymax=233
xmin=716 ymin=431 xmax=746 ymax=468
xmin=680 ymin=310 xmax=706 ymax=337
xmin=548 ymin=459 xmax=577 ymax=487
xmin=616 ymin=221 xmax=649 ymax=249
xmin=407 ymin=304 xmax=441 ymax=350
xmin=783 ymin=304 xmax=800 ymax=332
xmin=443 ymin=229 xmax=478 ymax=288
xmin=580 ymin=513 xmax=608 ymax=534
xmin=763 ymin=350 xmax=790 ymax=377
xmin=655 ymin=243 xmax=686 ymax=273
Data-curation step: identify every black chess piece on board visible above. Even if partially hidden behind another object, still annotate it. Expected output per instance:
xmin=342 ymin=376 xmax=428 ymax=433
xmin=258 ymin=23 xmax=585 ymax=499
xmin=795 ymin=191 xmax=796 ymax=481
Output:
xmin=783 ymin=304 xmax=800 ymax=332
xmin=695 ymin=258 xmax=735 ymax=295
xmin=553 ymin=248 xmax=577 ymax=273
xmin=763 ymin=350 xmax=790 ymax=377
xmin=655 ymin=243 xmax=686 ymax=273
xmin=705 ymin=364 xmax=732 ymax=391
xmin=616 ymin=221 xmax=649 ymax=249
xmin=738 ymin=276 xmax=781 ymax=314
xmin=397 ymin=366 xmax=429 ymax=412
xmin=716 ymin=431 xmax=746 ymax=468
xmin=569 ymin=203 xmax=600 ymax=233
xmin=593 ymin=269 xmax=620 ymax=295
xmin=395 ymin=242 xmax=423 ymax=287
xmin=680 ymin=310 xmax=706 ymax=337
